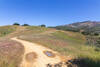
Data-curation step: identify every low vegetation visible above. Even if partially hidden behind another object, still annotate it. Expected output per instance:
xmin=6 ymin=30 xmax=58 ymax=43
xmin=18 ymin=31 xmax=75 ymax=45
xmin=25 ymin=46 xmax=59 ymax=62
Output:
xmin=26 ymin=26 xmax=48 ymax=33
xmin=0 ymin=26 xmax=16 ymax=37
xmin=0 ymin=38 xmax=24 ymax=67
xmin=0 ymin=25 xmax=100 ymax=67
xmin=18 ymin=27 xmax=100 ymax=67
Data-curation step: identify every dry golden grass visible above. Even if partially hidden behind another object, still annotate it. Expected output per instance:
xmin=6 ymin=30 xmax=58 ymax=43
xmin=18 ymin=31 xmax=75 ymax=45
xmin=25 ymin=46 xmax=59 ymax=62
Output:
xmin=18 ymin=29 xmax=100 ymax=67
xmin=0 ymin=25 xmax=100 ymax=67
xmin=0 ymin=25 xmax=17 ymax=37
xmin=0 ymin=38 xmax=24 ymax=67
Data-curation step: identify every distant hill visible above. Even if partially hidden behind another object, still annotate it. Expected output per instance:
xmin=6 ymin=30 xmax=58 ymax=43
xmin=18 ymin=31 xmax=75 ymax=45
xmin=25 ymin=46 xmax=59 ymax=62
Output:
xmin=55 ymin=21 xmax=100 ymax=33
xmin=66 ymin=21 xmax=100 ymax=28
xmin=55 ymin=21 xmax=100 ymax=48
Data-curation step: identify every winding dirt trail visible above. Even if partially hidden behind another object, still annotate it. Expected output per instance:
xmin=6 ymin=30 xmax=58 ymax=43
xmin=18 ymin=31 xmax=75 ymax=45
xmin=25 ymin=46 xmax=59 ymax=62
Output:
xmin=11 ymin=37 xmax=70 ymax=67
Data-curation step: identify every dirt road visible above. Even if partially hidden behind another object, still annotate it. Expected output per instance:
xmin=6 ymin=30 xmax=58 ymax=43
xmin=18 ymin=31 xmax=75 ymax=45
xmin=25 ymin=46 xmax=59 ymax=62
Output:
xmin=11 ymin=37 xmax=69 ymax=67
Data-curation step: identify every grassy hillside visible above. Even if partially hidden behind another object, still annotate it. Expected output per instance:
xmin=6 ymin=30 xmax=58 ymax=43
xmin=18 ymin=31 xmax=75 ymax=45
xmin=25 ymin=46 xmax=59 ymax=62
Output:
xmin=16 ymin=26 xmax=100 ymax=67
xmin=55 ymin=21 xmax=100 ymax=50
xmin=0 ymin=26 xmax=17 ymax=37
xmin=55 ymin=21 xmax=100 ymax=34
xmin=0 ymin=38 xmax=24 ymax=67
xmin=18 ymin=28 xmax=99 ymax=57
xmin=0 ymin=25 xmax=100 ymax=67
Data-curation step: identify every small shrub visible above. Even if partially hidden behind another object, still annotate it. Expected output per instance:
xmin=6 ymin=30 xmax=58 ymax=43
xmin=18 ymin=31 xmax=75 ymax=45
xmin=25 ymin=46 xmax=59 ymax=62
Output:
xmin=81 ymin=31 xmax=90 ymax=35
xmin=94 ymin=33 xmax=99 ymax=36
xmin=95 ymin=47 xmax=100 ymax=52
xmin=70 ymin=58 xmax=100 ymax=67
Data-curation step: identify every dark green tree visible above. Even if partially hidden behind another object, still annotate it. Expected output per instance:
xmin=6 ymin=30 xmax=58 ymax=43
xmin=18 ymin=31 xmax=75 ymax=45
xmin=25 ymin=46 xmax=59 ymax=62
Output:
xmin=13 ymin=22 xmax=20 ymax=26
xmin=22 ymin=24 xmax=30 ymax=26
xmin=40 ymin=24 xmax=46 ymax=27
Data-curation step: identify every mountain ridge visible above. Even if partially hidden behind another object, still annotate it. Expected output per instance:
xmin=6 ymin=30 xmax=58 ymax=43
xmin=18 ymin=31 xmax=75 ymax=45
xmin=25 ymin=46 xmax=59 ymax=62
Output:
xmin=55 ymin=21 xmax=100 ymax=33
xmin=66 ymin=21 xmax=100 ymax=28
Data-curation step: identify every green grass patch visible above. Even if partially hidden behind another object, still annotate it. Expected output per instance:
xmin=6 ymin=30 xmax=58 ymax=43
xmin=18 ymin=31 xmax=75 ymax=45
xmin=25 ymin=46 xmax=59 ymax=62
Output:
xmin=0 ymin=26 xmax=16 ymax=37
xmin=26 ymin=26 xmax=48 ymax=33
xmin=52 ymin=31 xmax=85 ymax=44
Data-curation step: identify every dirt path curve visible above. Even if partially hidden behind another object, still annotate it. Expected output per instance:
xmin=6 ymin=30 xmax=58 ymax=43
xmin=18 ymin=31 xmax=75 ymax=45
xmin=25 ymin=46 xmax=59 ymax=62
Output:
xmin=11 ymin=37 xmax=69 ymax=67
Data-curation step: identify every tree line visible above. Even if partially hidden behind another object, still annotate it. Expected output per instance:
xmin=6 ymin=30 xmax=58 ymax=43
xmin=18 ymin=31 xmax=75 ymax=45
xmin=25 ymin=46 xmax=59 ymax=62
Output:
xmin=13 ymin=22 xmax=46 ymax=27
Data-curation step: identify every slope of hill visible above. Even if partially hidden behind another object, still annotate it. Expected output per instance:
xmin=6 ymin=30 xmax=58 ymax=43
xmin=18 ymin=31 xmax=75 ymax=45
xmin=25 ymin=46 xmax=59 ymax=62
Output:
xmin=67 ymin=21 xmax=100 ymax=28
xmin=0 ymin=38 xmax=24 ymax=67
xmin=0 ymin=25 xmax=100 ymax=67
xmin=55 ymin=21 xmax=100 ymax=33
xmin=0 ymin=25 xmax=17 ymax=37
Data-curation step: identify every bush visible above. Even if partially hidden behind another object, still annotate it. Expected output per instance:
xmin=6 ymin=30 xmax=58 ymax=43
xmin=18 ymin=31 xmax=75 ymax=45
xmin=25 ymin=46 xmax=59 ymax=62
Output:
xmin=95 ymin=47 xmax=100 ymax=52
xmin=13 ymin=23 xmax=20 ymax=26
xmin=40 ymin=24 xmax=46 ymax=27
xmin=22 ymin=24 xmax=30 ymax=26
xmin=94 ymin=33 xmax=99 ymax=36
xmin=69 ymin=58 xmax=100 ymax=67
xmin=81 ymin=31 xmax=90 ymax=35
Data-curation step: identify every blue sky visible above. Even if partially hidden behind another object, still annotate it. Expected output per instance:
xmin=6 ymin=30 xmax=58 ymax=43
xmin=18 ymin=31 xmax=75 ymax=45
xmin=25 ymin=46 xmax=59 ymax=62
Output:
xmin=0 ymin=0 xmax=100 ymax=26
